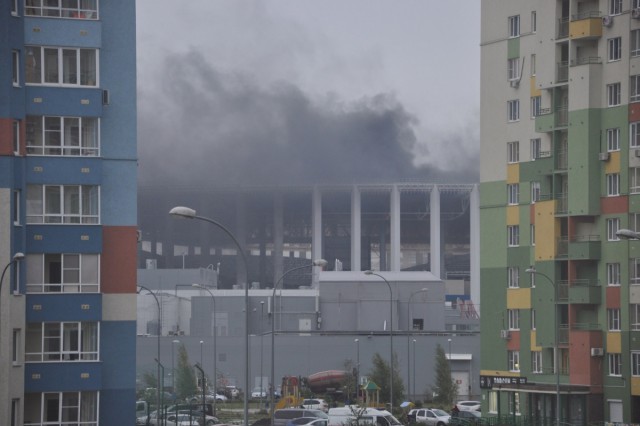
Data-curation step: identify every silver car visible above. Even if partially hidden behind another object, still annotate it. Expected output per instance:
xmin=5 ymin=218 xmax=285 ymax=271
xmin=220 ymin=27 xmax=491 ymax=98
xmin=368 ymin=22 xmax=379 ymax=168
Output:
xmin=414 ymin=408 xmax=450 ymax=426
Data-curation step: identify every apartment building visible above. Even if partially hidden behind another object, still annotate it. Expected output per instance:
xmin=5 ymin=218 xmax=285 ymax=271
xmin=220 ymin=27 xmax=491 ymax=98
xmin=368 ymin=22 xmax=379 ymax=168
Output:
xmin=480 ymin=1 xmax=640 ymax=424
xmin=1 ymin=1 xmax=137 ymax=424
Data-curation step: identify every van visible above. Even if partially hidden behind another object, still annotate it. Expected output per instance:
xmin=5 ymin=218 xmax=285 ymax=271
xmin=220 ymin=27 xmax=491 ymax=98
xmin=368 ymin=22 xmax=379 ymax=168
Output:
xmin=135 ymin=400 xmax=148 ymax=418
xmin=328 ymin=406 xmax=403 ymax=426
xmin=274 ymin=408 xmax=329 ymax=426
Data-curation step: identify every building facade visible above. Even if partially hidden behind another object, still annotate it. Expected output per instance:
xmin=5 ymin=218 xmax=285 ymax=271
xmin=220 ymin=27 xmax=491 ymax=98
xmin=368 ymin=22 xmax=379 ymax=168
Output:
xmin=481 ymin=0 xmax=640 ymax=424
xmin=1 ymin=1 xmax=137 ymax=424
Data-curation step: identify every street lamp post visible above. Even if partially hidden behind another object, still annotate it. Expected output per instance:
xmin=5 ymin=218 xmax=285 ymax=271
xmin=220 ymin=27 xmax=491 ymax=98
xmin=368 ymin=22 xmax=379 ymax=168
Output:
xmin=0 ymin=252 xmax=24 ymax=296
xmin=412 ymin=339 xmax=416 ymax=399
xmin=138 ymin=285 xmax=162 ymax=419
xmin=526 ymin=267 xmax=560 ymax=426
xmin=192 ymin=284 xmax=218 ymax=416
xmin=155 ymin=358 xmax=166 ymax=426
xmin=270 ymin=259 xmax=327 ymax=425
xmin=354 ymin=338 xmax=360 ymax=403
xmin=170 ymin=206 xmax=251 ymax=426
xmin=260 ymin=300 xmax=265 ymax=409
xmin=364 ymin=270 xmax=394 ymax=413
xmin=194 ymin=363 xmax=206 ymax=426
xmin=407 ymin=288 xmax=427 ymax=400
xmin=172 ymin=339 xmax=180 ymax=393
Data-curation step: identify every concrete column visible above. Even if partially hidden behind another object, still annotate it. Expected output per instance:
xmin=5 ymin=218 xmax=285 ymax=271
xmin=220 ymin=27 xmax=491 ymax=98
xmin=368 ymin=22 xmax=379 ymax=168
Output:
xmin=312 ymin=187 xmax=322 ymax=264
xmin=470 ymin=184 xmax=480 ymax=306
xmin=390 ymin=185 xmax=401 ymax=271
xmin=350 ymin=186 xmax=361 ymax=272
xmin=273 ymin=192 xmax=284 ymax=286
xmin=235 ymin=193 xmax=247 ymax=287
xmin=430 ymin=186 xmax=441 ymax=278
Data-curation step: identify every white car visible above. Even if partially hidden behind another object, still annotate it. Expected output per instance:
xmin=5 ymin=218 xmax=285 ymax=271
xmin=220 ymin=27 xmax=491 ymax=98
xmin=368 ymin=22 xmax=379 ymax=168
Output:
xmin=456 ymin=401 xmax=481 ymax=412
xmin=166 ymin=414 xmax=200 ymax=426
xmin=251 ymin=387 xmax=267 ymax=398
xmin=302 ymin=398 xmax=329 ymax=413
xmin=413 ymin=408 xmax=450 ymax=426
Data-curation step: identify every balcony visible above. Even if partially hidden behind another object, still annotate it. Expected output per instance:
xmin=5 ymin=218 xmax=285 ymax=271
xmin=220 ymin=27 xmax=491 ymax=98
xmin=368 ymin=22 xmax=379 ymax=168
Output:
xmin=557 ymin=61 xmax=569 ymax=83
xmin=556 ymin=193 xmax=568 ymax=215
xmin=570 ymin=56 xmax=602 ymax=67
xmin=568 ymin=235 xmax=601 ymax=260
xmin=569 ymin=12 xmax=603 ymax=40
xmin=558 ymin=17 xmax=570 ymax=39
xmin=558 ymin=279 xmax=601 ymax=304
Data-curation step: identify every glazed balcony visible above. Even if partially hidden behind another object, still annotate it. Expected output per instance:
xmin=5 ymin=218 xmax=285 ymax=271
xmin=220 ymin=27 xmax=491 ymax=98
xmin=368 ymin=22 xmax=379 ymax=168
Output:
xmin=569 ymin=12 xmax=603 ymax=40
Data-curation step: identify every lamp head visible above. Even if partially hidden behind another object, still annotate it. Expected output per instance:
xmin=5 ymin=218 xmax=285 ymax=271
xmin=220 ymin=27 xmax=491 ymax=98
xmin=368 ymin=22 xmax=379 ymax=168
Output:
xmin=364 ymin=270 xmax=374 ymax=275
xmin=354 ymin=338 xmax=359 ymax=342
xmin=169 ymin=206 xmax=197 ymax=219
xmin=172 ymin=339 xmax=180 ymax=344
xmin=192 ymin=283 xmax=203 ymax=289
xmin=525 ymin=267 xmax=535 ymax=273
xmin=616 ymin=228 xmax=640 ymax=240
xmin=313 ymin=259 xmax=328 ymax=267
xmin=13 ymin=252 xmax=25 ymax=261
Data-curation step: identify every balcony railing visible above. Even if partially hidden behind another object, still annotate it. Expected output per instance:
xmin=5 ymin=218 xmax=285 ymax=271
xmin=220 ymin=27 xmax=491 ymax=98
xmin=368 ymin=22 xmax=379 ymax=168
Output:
xmin=556 ymin=149 xmax=568 ymax=170
xmin=570 ymin=56 xmax=602 ymax=66
xmin=571 ymin=11 xmax=602 ymax=21
xmin=558 ymin=17 xmax=570 ymax=38
xmin=557 ymin=61 xmax=569 ymax=83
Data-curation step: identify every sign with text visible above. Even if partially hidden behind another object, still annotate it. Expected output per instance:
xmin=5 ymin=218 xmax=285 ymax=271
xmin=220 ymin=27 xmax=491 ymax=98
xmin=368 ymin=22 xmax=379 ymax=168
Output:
xmin=479 ymin=375 xmax=527 ymax=389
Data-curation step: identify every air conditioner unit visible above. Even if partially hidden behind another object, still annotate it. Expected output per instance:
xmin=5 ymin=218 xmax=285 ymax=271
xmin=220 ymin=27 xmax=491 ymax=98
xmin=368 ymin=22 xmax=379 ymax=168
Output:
xmin=500 ymin=330 xmax=511 ymax=339
xmin=635 ymin=149 xmax=640 ymax=158
xmin=599 ymin=152 xmax=610 ymax=161
xmin=602 ymin=15 xmax=613 ymax=27
xmin=591 ymin=347 xmax=604 ymax=357
xmin=632 ymin=8 xmax=640 ymax=19
xmin=510 ymin=80 xmax=520 ymax=88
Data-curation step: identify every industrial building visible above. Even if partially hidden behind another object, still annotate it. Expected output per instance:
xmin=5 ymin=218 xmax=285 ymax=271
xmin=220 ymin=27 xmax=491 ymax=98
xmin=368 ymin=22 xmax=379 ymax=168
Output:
xmin=0 ymin=1 xmax=137 ymax=424
xmin=480 ymin=1 xmax=640 ymax=423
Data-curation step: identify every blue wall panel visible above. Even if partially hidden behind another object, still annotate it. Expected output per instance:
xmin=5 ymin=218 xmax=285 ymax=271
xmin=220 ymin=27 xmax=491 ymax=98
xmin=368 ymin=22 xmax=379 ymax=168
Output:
xmin=25 ymin=293 xmax=102 ymax=322
xmin=23 ymin=17 xmax=101 ymax=47
xmin=26 ymin=225 xmax=102 ymax=252
xmin=100 ymin=321 xmax=137 ymax=389
xmin=101 ymin=161 xmax=137 ymax=225
xmin=24 ymin=86 xmax=103 ymax=117
xmin=24 ymin=362 xmax=102 ymax=392
xmin=101 ymin=388 xmax=136 ymax=425
xmin=25 ymin=156 xmax=102 ymax=184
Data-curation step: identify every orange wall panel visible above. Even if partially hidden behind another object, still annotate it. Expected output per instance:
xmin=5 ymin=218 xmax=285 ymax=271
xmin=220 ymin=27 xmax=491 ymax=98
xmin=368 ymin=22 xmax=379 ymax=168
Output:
xmin=506 ymin=330 xmax=520 ymax=351
xmin=601 ymin=196 xmax=628 ymax=215
xmin=0 ymin=119 xmax=12 ymax=155
xmin=630 ymin=103 xmax=640 ymax=122
xmin=606 ymin=286 xmax=621 ymax=309
xmin=569 ymin=330 xmax=603 ymax=389
xmin=101 ymin=226 xmax=138 ymax=294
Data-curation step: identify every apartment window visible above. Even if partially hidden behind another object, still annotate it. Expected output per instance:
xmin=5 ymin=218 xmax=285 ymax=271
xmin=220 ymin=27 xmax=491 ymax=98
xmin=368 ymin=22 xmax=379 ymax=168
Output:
xmin=608 ymin=83 xmax=621 ymax=107
xmin=488 ymin=392 xmax=498 ymax=413
xmin=25 ymin=392 xmax=98 ymax=426
xmin=11 ymin=0 xmax=18 ymax=14
xmin=530 ymin=138 xmax=542 ymax=159
xmin=608 ymin=308 xmax=621 ymax=331
xmin=508 ymin=58 xmax=520 ymax=81
xmin=508 ymin=309 xmax=520 ymax=330
xmin=508 ymin=15 xmax=520 ymax=37
xmin=25 ymin=46 xmax=98 ymax=87
xmin=607 ymin=263 xmax=621 ymax=286
xmin=508 ymin=225 xmax=520 ymax=247
xmin=607 ymin=128 xmax=620 ymax=151
xmin=531 ymin=96 xmax=541 ymax=118
xmin=633 ymin=30 xmax=640 ymax=57
xmin=508 ymin=267 xmax=519 ymax=288
xmin=507 ymin=183 xmax=519 ymax=205
xmin=11 ymin=398 xmax=19 ymax=426
xmin=508 ymin=100 xmax=520 ymax=121
xmin=609 ymin=37 xmax=622 ymax=61
xmin=609 ymin=353 xmax=622 ymax=376
xmin=531 ymin=309 xmax=536 ymax=329
xmin=607 ymin=218 xmax=620 ymax=241
xmin=632 ymin=259 xmax=640 ymax=284
xmin=530 ymin=271 xmax=535 ymax=288
xmin=632 ymin=122 xmax=640 ymax=148
xmin=12 ymin=258 xmax=20 ymax=293
xmin=633 ymin=304 xmax=640 ymax=330
xmin=631 ymin=168 xmax=640 ymax=194
xmin=632 ymin=76 xmax=640 ymax=103
xmin=531 ymin=182 xmax=541 ymax=203
xmin=507 ymin=141 xmax=519 ymax=163
xmin=13 ymin=190 xmax=20 ymax=226
xmin=610 ymin=0 xmax=622 ymax=15
xmin=26 ymin=184 xmax=100 ymax=224
xmin=508 ymin=350 xmax=520 ymax=372
xmin=531 ymin=224 xmax=536 ymax=246
xmin=532 ymin=351 xmax=542 ymax=373
xmin=12 ymin=329 xmax=20 ymax=364
xmin=25 ymin=1 xmax=98 ymax=19
xmin=26 ymin=254 xmax=100 ymax=293
xmin=12 ymin=50 xmax=19 ymax=86
xmin=634 ymin=0 xmax=640 ymax=8
xmin=531 ymin=54 xmax=536 ymax=76
xmin=25 ymin=322 xmax=99 ymax=362
xmin=531 ymin=11 xmax=537 ymax=33
xmin=25 ymin=116 xmax=100 ymax=156
xmin=633 ymin=352 xmax=640 ymax=376
xmin=13 ymin=120 xmax=20 ymax=154
xmin=632 ymin=213 xmax=640 ymax=232
xmin=607 ymin=173 xmax=620 ymax=196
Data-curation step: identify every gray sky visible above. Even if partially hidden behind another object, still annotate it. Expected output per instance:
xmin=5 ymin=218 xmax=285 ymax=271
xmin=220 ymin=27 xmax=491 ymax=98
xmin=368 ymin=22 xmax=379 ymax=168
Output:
xmin=136 ymin=1 xmax=481 ymax=187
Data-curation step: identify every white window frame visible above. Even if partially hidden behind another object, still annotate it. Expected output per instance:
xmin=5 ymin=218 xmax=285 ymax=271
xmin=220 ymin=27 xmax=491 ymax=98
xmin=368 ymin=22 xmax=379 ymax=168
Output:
xmin=607 ymin=218 xmax=620 ymax=241
xmin=507 ymin=183 xmax=519 ymax=205
xmin=531 ymin=96 xmax=541 ymax=118
xmin=531 ymin=181 xmax=540 ymax=203
xmin=531 ymin=11 xmax=537 ymax=33
xmin=488 ymin=392 xmax=498 ymax=414
xmin=632 ymin=259 xmax=640 ymax=285
xmin=25 ymin=46 xmax=99 ymax=87
xmin=12 ymin=50 xmax=19 ymax=86
xmin=26 ymin=391 xmax=99 ymax=426
xmin=633 ymin=30 xmax=640 ymax=58
xmin=12 ymin=329 xmax=20 ymax=365
xmin=11 ymin=398 xmax=19 ymax=426
xmin=26 ymin=253 xmax=100 ymax=293
xmin=26 ymin=184 xmax=100 ymax=224
xmin=632 ymin=75 xmax=640 ymax=103
xmin=607 ymin=128 xmax=620 ymax=151
xmin=632 ymin=213 xmax=640 ymax=233
xmin=508 ymin=225 xmax=520 ymax=247
xmin=25 ymin=322 xmax=100 ymax=362
xmin=532 ymin=350 xmax=542 ymax=374
xmin=607 ymin=173 xmax=620 ymax=196
xmin=632 ymin=122 xmax=640 ymax=148
xmin=13 ymin=189 xmax=20 ymax=226
xmin=607 ymin=263 xmax=621 ymax=286
xmin=25 ymin=1 xmax=99 ymax=19
xmin=508 ymin=100 xmax=520 ymax=122
xmin=608 ymin=83 xmax=621 ymax=107
xmin=633 ymin=304 xmax=640 ymax=331
xmin=13 ymin=120 xmax=20 ymax=155
xmin=507 ymin=141 xmax=519 ymax=163
xmin=633 ymin=351 xmax=640 ymax=376
xmin=508 ymin=309 xmax=520 ymax=330
xmin=608 ymin=308 xmax=621 ymax=331
xmin=530 ymin=224 xmax=535 ymax=246
xmin=609 ymin=353 xmax=622 ymax=376
xmin=508 ymin=58 xmax=520 ymax=81
xmin=610 ymin=0 xmax=623 ymax=15
xmin=25 ymin=116 xmax=100 ymax=157
xmin=531 ymin=309 xmax=536 ymax=330
xmin=609 ymin=37 xmax=622 ymax=62
xmin=508 ymin=267 xmax=519 ymax=288
xmin=634 ymin=0 xmax=640 ymax=8
xmin=530 ymin=138 xmax=542 ymax=160
xmin=508 ymin=350 xmax=520 ymax=372
xmin=631 ymin=168 xmax=640 ymax=194
xmin=508 ymin=15 xmax=520 ymax=38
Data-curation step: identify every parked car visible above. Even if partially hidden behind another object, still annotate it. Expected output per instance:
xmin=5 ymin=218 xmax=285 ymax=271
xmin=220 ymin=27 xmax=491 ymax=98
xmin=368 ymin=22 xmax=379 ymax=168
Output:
xmin=413 ymin=408 xmax=450 ymax=426
xmin=328 ymin=406 xmax=402 ymax=426
xmin=225 ymin=386 xmax=240 ymax=399
xmin=252 ymin=387 xmax=267 ymax=399
xmin=455 ymin=401 xmax=481 ymax=412
xmin=165 ymin=413 xmax=200 ymax=426
xmin=274 ymin=408 xmax=329 ymax=426
xmin=177 ymin=410 xmax=219 ymax=426
xmin=450 ymin=410 xmax=483 ymax=426
xmin=302 ymin=398 xmax=329 ymax=413
xmin=286 ymin=417 xmax=329 ymax=426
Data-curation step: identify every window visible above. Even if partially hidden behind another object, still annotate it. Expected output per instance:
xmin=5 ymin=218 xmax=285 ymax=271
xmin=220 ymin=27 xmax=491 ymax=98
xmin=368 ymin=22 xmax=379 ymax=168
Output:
xmin=608 ymin=83 xmax=621 ymax=107
xmin=26 ymin=254 xmax=99 ymax=293
xmin=607 ymin=218 xmax=620 ymax=241
xmin=508 ymin=58 xmax=520 ymax=81
xmin=12 ymin=256 xmax=20 ymax=293
xmin=11 ymin=0 xmax=18 ymax=14
xmin=531 ymin=11 xmax=537 ymax=33
xmin=631 ymin=168 xmax=640 ymax=194
xmin=608 ymin=309 xmax=621 ymax=331
xmin=633 ymin=30 xmax=640 ymax=57
xmin=609 ymin=37 xmax=622 ymax=61
xmin=531 ymin=54 xmax=536 ymax=76
xmin=633 ymin=352 xmax=640 ymax=376
xmin=633 ymin=304 xmax=640 ymax=330
xmin=632 ymin=122 xmax=640 ymax=148
xmin=508 ymin=15 xmax=520 ymax=37
xmin=609 ymin=353 xmax=622 ymax=376
xmin=507 ymin=184 xmax=519 ymax=205
xmin=26 ymin=184 xmax=100 ymax=224
xmin=412 ymin=319 xmax=424 ymax=330
xmin=508 ymin=100 xmax=520 ymax=121
xmin=508 ymin=350 xmax=520 ymax=372
xmin=530 ymin=224 xmax=535 ymax=246
xmin=632 ymin=75 xmax=640 ymax=103
xmin=530 ymin=271 xmax=535 ymax=288
xmin=25 ymin=116 xmax=100 ymax=156
xmin=632 ymin=259 xmax=640 ymax=284
xmin=24 ymin=392 xmax=98 ymax=426
xmin=531 ymin=182 xmax=541 ymax=203
xmin=607 ymin=128 xmax=620 ymax=151
xmin=12 ymin=120 xmax=19 ymax=155
xmin=25 ymin=1 xmax=98 ymax=19
xmin=13 ymin=190 xmax=20 ymax=226
xmin=25 ymin=322 xmax=99 ymax=362
xmin=610 ymin=0 xmax=622 ymax=15
xmin=635 ymin=0 xmax=640 ymax=8
xmin=532 ymin=351 xmax=542 ymax=374
xmin=531 ymin=309 xmax=536 ymax=330
xmin=12 ymin=50 xmax=19 ymax=86
xmin=25 ymin=46 xmax=98 ymax=87
xmin=530 ymin=138 xmax=542 ymax=159
xmin=508 ymin=225 xmax=520 ymax=247
xmin=508 ymin=309 xmax=520 ymax=330
xmin=488 ymin=392 xmax=498 ymax=413
xmin=607 ymin=173 xmax=620 ymax=196
xmin=12 ymin=329 xmax=20 ymax=364
xmin=507 ymin=141 xmax=519 ymax=163
xmin=632 ymin=213 xmax=640 ymax=232
xmin=508 ymin=267 xmax=519 ymax=288
xmin=607 ymin=263 xmax=621 ymax=286
xmin=531 ymin=96 xmax=541 ymax=118
xmin=11 ymin=398 xmax=19 ymax=426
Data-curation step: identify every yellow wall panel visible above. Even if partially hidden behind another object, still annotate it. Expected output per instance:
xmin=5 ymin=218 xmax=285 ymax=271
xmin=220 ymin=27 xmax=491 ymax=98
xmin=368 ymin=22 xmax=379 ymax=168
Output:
xmin=534 ymin=200 xmax=557 ymax=260
xmin=606 ymin=332 xmax=621 ymax=353
xmin=530 ymin=331 xmax=541 ymax=350
xmin=507 ymin=288 xmax=531 ymax=309
xmin=480 ymin=370 xmax=521 ymax=378
xmin=506 ymin=205 xmax=519 ymax=225
xmin=507 ymin=163 xmax=519 ymax=184
xmin=605 ymin=151 xmax=620 ymax=174
xmin=569 ymin=18 xmax=603 ymax=39
xmin=632 ymin=378 xmax=640 ymax=396
xmin=530 ymin=77 xmax=541 ymax=97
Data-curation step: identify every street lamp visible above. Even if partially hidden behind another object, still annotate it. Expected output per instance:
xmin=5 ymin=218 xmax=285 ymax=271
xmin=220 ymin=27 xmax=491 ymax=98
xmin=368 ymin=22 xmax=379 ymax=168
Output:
xmin=526 ymin=267 xmax=560 ymax=426
xmin=616 ymin=228 xmax=640 ymax=240
xmin=155 ymin=358 xmax=166 ymax=426
xmin=0 ymin=252 xmax=25 ymax=296
xmin=170 ymin=206 xmax=251 ymax=426
xmin=192 ymin=284 xmax=218 ymax=416
xmin=412 ymin=339 xmax=416 ymax=399
xmin=354 ymin=338 xmax=360 ymax=403
xmin=448 ymin=338 xmax=452 ymax=361
xmin=364 ymin=270 xmax=394 ymax=413
xmin=407 ymin=288 xmax=427 ymax=400
xmin=270 ymin=259 xmax=327 ymax=424
xmin=194 ymin=363 xmax=206 ymax=426
xmin=138 ymin=285 xmax=162 ymax=418
xmin=260 ymin=300 xmax=265 ymax=409
xmin=172 ymin=339 xmax=180 ymax=392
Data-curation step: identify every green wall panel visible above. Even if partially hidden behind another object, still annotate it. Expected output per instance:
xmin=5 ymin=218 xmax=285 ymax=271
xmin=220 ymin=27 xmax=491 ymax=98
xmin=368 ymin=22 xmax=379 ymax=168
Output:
xmin=480 ymin=267 xmax=508 ymax=371
xmin=507 ymin=37 xmax=520 ymax=59
xmin=567 ymin=109 xmax=601 ymax=215
xmin=480 ymin=181 xmax=507 ymax=208
xmin=481 ymin=207 xmax=507 ymax=268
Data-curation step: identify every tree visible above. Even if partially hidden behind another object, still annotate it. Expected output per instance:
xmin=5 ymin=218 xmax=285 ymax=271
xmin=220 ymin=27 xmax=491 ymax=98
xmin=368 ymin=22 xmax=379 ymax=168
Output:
xmin=175 ymin=343 xmax=198 ymax=400
xmin=431 ymin=344 xmax=457 ymax=407
xmin=368 ymin=352 xmax=405 ymax=407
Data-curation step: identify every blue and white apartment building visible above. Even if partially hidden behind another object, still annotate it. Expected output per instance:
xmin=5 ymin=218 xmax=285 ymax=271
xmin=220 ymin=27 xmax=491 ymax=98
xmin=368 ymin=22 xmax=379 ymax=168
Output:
xmin=1 ymin=1 xmax=137 ymax=424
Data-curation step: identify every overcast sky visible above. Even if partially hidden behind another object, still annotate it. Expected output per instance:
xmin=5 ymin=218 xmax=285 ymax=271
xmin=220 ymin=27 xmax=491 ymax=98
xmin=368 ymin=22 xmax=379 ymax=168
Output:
xmin=135 ymin=1 xmax=481 ymax=187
